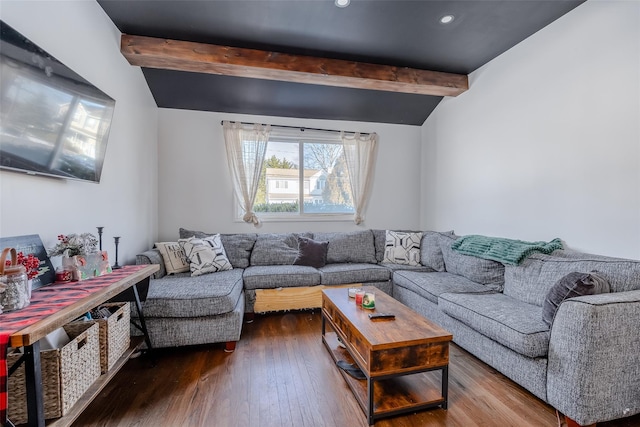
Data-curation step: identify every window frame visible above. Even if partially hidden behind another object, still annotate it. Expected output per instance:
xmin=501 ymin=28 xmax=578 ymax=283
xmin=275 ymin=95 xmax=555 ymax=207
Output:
xmin=235 ymin=130 xmax=355 ymax=222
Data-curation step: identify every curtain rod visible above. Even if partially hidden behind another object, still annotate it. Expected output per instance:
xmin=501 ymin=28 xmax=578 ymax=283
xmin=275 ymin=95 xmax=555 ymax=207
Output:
xmin=220 ymin=120 xmax=371 ymax=136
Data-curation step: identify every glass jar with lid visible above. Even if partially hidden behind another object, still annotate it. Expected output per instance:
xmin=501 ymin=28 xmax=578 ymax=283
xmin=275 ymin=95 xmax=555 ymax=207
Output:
xmin=0 ymin=248 xmax=30 ymax=312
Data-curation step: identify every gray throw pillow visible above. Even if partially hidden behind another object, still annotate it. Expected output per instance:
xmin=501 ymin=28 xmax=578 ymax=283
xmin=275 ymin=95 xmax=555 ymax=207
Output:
xmin=542 ymin=271 xmax=610 ymax=326
xmin=293 ymin=237 xmax=329 ymax=268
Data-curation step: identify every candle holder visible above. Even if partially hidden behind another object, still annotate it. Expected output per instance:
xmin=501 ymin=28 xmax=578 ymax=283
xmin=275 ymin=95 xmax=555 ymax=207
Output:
xmin=112 ymin=236 xmax=121 ymax=270
xmin=97 ymin=227 xmax=104 ymax=251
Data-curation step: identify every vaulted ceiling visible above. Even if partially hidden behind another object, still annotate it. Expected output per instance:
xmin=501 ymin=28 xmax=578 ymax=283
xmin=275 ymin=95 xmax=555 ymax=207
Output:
xmin=97 ymin=0 xmax=585 ymax=126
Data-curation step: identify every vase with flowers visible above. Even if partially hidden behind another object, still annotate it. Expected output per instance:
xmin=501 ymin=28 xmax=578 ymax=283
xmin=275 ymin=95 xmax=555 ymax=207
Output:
xmin=48 ymin=233 xmax=106 ymax=280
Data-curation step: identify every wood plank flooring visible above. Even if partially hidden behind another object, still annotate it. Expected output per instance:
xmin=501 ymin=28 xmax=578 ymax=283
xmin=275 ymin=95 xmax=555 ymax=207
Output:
xmin=74 ymin=311 xmax=640 ymax=427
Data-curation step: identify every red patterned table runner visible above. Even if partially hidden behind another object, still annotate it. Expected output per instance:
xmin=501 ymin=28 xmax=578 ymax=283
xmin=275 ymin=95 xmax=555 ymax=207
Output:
xmin=0 ymin=265 xmax=149 ymax=425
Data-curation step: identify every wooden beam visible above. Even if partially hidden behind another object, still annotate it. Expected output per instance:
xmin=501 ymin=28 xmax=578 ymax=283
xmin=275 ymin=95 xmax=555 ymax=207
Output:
xmin=121 ymin=34 xmax=468 ymax=97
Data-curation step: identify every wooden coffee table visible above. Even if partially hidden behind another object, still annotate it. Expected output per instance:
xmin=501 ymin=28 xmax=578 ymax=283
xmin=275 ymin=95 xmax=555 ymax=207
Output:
xmin=321 ymin=286 xmax=453 ymax=425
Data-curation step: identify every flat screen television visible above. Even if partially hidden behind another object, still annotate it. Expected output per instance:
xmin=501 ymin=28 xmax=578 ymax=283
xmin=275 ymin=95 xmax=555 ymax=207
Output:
xmin=0 ymin=21 xmax=115 ymax=183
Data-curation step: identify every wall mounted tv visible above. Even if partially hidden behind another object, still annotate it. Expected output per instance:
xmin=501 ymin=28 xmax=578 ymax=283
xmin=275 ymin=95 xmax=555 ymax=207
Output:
xmin=0 ymin=21 xmax=115 ymax=183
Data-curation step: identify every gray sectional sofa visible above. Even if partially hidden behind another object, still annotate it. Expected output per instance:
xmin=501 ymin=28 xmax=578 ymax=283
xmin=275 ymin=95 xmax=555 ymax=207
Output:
xmin=135 ymin=228 xmax=640 ymax=426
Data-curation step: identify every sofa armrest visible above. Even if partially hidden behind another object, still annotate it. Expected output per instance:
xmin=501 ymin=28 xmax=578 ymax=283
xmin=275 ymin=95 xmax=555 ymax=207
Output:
xmin=547 ymin=290 xmax=640 ymax=425
xmin=136 ymin=249 xmax=166 ymax=279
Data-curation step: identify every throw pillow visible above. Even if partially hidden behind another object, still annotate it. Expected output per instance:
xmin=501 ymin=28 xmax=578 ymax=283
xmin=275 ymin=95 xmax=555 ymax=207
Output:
xmin=382 ymin=230 xmax=423 ymax=266
xmin=179 ymin=234 xmax=233 ymax=277
xmin=542 ymin=271 xmax=610 ymax=326
xmin=294 ymin=237 xmax=329 ymax=268
xmin=154 ymin=242 xmax=190 ymax=274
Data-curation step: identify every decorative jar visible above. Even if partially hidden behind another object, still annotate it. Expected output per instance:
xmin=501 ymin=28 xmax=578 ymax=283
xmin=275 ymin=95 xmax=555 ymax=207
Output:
xmin=0 ymin=248 xmax=30 ymax=312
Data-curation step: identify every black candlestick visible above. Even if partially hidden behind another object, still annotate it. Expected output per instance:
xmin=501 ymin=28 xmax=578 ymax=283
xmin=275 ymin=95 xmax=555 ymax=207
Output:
xmin=112 ymin=236 xmax=121 ymax=270
xmin=97 ymin=227 xmax=104 ymax=251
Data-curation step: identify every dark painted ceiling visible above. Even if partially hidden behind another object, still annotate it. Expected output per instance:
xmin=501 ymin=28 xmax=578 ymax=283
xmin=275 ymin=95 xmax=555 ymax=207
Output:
xmin=97 ymin=0 xmax=585 ymax=126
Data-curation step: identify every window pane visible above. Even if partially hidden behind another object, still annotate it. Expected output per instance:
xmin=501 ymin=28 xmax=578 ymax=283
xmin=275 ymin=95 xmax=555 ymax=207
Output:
xmin=255 ymin=140 xmax=300 ymax=213
xmin=303 ymin=142 xmax=354 ymax=214
xmin=249 ymin=137 xmax=355 ymax=217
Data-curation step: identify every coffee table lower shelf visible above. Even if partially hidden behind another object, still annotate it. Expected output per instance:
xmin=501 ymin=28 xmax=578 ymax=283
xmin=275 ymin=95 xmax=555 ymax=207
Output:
xmin=322 ymin=331 xmax=447 ymax=425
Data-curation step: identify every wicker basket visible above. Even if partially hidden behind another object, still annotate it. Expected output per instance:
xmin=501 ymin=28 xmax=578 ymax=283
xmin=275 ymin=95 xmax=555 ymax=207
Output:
xmin=7 ymin=322 xmax=101 ymax=424
xmin=91 ymin=302 xmax=131 ymax=373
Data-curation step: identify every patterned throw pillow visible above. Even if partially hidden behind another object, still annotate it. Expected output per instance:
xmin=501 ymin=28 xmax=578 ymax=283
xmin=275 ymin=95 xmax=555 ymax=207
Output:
xmin=154 ymin=242 xmax=190 ymax=274
xmin=383 ymin=230 xmax=423 ymax=266
xmin=179 ymin=234 xmax=233 ymax=277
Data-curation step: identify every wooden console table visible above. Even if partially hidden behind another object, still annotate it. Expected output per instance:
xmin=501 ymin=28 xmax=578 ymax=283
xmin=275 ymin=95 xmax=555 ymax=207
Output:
xmin=0 ymin=264 xmax=158 ymax=427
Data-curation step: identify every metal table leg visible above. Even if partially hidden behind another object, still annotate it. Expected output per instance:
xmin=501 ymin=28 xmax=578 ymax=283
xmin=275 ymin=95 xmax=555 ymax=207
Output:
xmin=24 ymin=341 xmax=44 ymax=427
xmin=442 ymin=365 xmax=449 ymax=409
xmin=131 ymin=284 xmax=153 ymax=352
xmin=368 ymin=377 xmax=374 ymax=425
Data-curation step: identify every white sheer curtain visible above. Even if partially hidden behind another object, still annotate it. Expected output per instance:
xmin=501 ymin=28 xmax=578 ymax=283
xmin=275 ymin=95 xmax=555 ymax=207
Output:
xmin=341 ymin=131 xmax=377 ymax=225
xmin=223 ymin=121 xmax=270 ymax=226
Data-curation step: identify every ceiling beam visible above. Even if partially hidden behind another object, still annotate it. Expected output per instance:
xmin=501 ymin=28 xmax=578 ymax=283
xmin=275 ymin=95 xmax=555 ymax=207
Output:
xmin=121 ymin=34 xmax=468 ymax=97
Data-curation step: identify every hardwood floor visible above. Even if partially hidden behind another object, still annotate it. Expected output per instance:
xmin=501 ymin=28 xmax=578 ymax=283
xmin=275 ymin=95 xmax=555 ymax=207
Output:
xmin=74 ymin=311 xmax=640 ymax=427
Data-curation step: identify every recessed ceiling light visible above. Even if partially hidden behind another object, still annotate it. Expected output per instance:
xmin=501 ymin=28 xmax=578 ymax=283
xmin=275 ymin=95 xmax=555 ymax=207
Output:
xmin=335 ymin=0 xmax=350 ymax=8
xmin=440 ymin=14 xmax=455 ymax=24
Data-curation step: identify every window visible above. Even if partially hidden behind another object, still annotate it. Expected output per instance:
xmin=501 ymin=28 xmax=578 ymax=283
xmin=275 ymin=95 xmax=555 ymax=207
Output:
xmin=224 ymin=121 xmax=376 ymax=225
xmin=250 ymin=131 xmax=355 ymax=219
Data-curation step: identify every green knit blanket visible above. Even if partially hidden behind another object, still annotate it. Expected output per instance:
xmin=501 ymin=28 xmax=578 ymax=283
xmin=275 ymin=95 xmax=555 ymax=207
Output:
xmin=451 ymin=235 xmax=563 ymax=265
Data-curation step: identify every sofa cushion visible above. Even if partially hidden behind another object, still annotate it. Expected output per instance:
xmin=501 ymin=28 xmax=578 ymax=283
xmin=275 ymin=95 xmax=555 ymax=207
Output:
xmin=242 ymin=265 xmax=321 ymax=290
xmin=439 ymin=233 xmax=505 ymax=287
xmin=155 ymin=242 xmax=190 ymax=274
xmin=313 ymin=230 xmax=377 ymax=264
xmin=142 ymin=269 xmax=244 ymax=318
xmin=249 ymin=233 xmax=312 ymax=266
xmin=503 ymin=251 xmax=640 ymax=307
xmin=179 ymin=235 xmax=232 ymax=276
xmin=372 ymin=229 xmax=387 ymax=263
xmin=293 ymin=237 xmax=329 ymax=268
xmin=420 ymin=231 xmax=455 ymax=272
xmin=179 ymin=228 xmax=257 ymax=268
xmin=318 ymin=263 xmax=391 ymax=285
xmin=382 ymin=264 xmax=434 ymax=273
xmin=542 ymin=272 xmax=610 ymax=326
xmin=219 ymin=234 xmax=257 ymax=268
xmin=438 ymin=292 xmax=550 ymax=358
xmin=393 ymin=270 xmax=495 ymax=305
xmin=383 ymin=230 xmax=422 ymax=266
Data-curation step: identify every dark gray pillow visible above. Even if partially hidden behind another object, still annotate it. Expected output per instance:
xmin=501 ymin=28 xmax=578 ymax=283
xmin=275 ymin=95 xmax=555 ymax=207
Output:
xmin=542 ymin=272 xmax=610 ymax=326
xmin=294 ymin=237 xmax=329 ymax=268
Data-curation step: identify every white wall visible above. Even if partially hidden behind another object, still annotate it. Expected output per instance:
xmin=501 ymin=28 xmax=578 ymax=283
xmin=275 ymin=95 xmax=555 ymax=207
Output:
xmin=157 ymin=109 xmax=422 ymax=240
xmin=0 ymin=1 xmax=158 ymax=265
xmin=421 ymin=0 xmax=640 ymax=259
